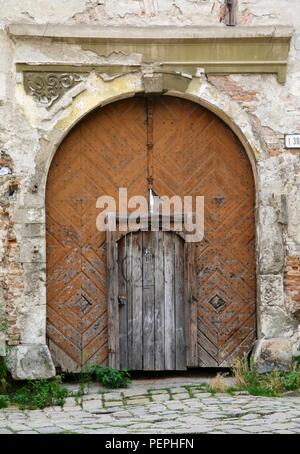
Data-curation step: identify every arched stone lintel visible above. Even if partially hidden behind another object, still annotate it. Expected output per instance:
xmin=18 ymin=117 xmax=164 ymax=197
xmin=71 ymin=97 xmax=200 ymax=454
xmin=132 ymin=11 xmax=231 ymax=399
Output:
xmin=38 ymin=74 xmax=262 ymax=191
xmin=9 ymin=72 xmax=271 ymax=378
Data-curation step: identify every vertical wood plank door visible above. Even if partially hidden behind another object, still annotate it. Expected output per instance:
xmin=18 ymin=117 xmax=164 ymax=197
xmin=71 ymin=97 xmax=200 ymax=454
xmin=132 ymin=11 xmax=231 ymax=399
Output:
xmin=118 ymin=231 xmax=186 ymax=371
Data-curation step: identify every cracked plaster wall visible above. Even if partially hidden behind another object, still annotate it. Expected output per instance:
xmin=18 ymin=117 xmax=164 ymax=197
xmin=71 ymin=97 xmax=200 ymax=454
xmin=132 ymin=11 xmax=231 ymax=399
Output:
xmin=0 ymin=1 xmax=296 ymax=27
xmin=0 ymin=0 xmax=299 ymax=376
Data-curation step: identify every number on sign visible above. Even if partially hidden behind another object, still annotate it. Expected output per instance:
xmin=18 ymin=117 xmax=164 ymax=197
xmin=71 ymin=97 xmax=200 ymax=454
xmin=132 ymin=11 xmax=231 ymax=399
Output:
xmin=285 ymin=134 xmax=300 ymax=149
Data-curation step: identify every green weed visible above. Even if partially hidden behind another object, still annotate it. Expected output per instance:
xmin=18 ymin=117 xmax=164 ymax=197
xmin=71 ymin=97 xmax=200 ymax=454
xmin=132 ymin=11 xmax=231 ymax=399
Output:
xmin=73 ymin=364 xmax=132 ymax=391
xmin=10 ymin=376 xmax=69 ymax=410
xmin=91 ymin=365 xmax=131 ymax=389
xmin=0 ymin=395 xmax=8 ymax=409
xmin=0 ymin=357 xmax=8 ymax=395
xmin=283 ymin=367 xmax=300 ymax=391
xmin=0 ymin=357 xmax=7 ymax=381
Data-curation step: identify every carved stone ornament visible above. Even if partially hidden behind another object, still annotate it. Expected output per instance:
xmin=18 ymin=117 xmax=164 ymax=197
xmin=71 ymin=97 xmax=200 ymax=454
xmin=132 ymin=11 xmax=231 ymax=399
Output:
xmin=23 ymin=72 xmax=87 ymax=107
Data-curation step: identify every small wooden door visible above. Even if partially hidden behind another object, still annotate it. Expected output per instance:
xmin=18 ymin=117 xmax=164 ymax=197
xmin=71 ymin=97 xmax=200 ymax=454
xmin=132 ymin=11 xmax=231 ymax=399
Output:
xmin=119 ymin=230 xmax=186 ymax=371
xmin=113 ymin=230 xmax=187 ymax=371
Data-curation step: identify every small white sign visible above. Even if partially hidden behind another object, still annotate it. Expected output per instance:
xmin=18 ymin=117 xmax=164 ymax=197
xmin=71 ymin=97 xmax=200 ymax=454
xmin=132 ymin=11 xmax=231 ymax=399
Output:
xmin=285 ymin=134 xmax=300 ymax=149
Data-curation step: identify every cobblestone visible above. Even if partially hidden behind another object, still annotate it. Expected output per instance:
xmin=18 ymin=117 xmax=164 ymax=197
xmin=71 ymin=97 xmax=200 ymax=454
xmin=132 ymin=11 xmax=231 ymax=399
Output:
xmin=150 ymin=393 xmax=170 ymax=402
xmin=0 ymin=384 xmax=299 ymax=434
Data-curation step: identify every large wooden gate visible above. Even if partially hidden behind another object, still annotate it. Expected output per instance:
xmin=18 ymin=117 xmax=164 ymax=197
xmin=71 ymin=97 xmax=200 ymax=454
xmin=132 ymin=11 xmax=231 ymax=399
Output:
xmin=46 ymin=96 xmax=256 ymax=371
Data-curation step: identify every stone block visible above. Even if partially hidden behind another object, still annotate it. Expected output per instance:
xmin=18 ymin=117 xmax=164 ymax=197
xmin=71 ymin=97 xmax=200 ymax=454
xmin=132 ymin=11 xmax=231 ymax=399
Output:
xmin=13 ymin=207 xmax=45 ymax=224
xmin=151 ymin=393 xmax=169 ymax=402
xmin=126 ymin=397 xmax=150 ymax=405
xmin=278 ymin=194 xmax=288 ymax=225
xmin=21 ymin=305 xmax=46 ymax=344
xmin=287 ymin=188 xmax=300 ymax=245
xmin=103 ymin=392 xmax=122 ymax=401
xmin=253 ymin=338 xmax=293 ymax=373
xmin=104 ymin=400 xmax=123 ymax=408
xmin=260 ymin=306 xmax=295 ymax=338
xmin=143 ymin=73 xmax=163 ymax=94
xmin=259 ymin=239 xmax=284 ymax=274
xmin=23 ymin=223 xmax=45 ymax=239
xmin=82 ymin=399 xmax=103 ymax=411
xmin=259 ymin=274 xmax=284 ymax=307
xmin=258 ymin=202 xmax=284 ymax=274
xmin=6 ymin=344 xmax=55 ymax=380
xmin=19 ymin=237 xmax=46 ymax=263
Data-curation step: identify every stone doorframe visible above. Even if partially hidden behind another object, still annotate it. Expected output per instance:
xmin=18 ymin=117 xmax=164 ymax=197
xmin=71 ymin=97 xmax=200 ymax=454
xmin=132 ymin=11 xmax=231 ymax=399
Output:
xmin=7 ymin=69 xmax=289 ymax=379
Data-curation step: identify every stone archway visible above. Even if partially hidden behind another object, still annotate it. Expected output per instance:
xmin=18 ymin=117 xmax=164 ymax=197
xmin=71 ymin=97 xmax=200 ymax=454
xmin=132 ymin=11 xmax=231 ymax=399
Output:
xmin=8 ymin=74 xmax=272 ymax=379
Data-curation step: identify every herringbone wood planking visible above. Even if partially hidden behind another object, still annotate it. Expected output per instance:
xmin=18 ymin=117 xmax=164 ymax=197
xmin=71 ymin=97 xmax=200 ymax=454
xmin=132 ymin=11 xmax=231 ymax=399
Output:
xmin=46 ymin=98 xmax=148 ymax=370
xmin=46 ymin=95 xmax=256 ymax=370
xmin=152 ymin=96 xmax=256 ymax=366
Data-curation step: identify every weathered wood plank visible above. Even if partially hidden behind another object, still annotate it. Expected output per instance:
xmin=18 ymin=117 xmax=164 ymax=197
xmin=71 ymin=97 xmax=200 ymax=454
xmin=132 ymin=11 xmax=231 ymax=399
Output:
xmin=198 ymin=344 xmax=218 ymax=367
xmin=164 ymin=232 xmax=176 ymax=370
xmin=174 ymin=234 xmax=186 ymax=370
xmin=47 ymin=339 xmax=81 ymax=373
xmin=154 ymin=231 xmax=165 ymax=370
xmin=185 ymin=242 xmax=198 ymax=367
xmin=126 ymin=233 xmax=133 ymax=369
xmin=131 ymin=231 xmax=143 ymax=369
xmin=184 ymin=242 xmax=190 ymax=368
xmin=118 ymin=237 xmax=127 ymax=369
xmin=106 ymin=230 xmax=119 ymax=369
xmin=142 ymin=231 xmax=155 ymax=370
xmin=198 ymin=331 xmax=218 ymax=360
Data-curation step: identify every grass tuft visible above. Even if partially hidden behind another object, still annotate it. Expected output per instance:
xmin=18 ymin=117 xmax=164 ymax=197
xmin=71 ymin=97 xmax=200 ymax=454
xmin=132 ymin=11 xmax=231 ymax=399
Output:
xmin=209 ymin=372 xmax=228 ymax=393
xmin=231 ymin=354 xmax=300 ymax=397
xmin=10 ymin=376 xmax=69 ymax=410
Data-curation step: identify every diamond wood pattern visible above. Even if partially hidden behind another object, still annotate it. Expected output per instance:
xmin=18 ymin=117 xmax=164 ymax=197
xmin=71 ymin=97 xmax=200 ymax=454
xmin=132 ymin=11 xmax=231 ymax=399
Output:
xmin=46 ymin=98 xmax=148 ymax=370
xmin=151 ymin=96 xmax=256 ymax=367
xmin=46 ymin=95 xmax=256 ymax=370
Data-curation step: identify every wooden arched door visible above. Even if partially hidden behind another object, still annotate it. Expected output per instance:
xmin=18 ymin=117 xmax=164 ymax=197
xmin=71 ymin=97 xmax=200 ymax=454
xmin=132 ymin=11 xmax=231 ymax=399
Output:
xmin=46 ymin=96 xmax=256 ymax=371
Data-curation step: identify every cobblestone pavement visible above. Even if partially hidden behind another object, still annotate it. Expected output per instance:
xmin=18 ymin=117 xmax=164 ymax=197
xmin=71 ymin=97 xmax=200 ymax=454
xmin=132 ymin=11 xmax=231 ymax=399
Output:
xmin=0 ymin=384 xmax=300 ymax=434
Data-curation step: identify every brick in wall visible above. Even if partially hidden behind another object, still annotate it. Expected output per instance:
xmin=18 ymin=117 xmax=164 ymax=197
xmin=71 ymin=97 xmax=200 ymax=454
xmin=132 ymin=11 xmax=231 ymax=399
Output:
xmin=285 ymin=256 xmax=300 ymax=318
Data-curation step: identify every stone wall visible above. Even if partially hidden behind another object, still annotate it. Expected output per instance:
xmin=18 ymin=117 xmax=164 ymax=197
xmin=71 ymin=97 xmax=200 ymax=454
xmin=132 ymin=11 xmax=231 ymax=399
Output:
xmin=0 ymin=0 xmax=299 ymax=377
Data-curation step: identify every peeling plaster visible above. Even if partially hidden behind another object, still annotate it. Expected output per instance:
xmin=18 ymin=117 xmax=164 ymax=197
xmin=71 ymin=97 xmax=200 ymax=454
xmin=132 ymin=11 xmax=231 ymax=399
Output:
xmin=187 ymin=77 xmax=263 ymax=160
xmin=15 ymin=41 xmax=143 ymax=66
xmin=55 ymin=72 xmax=143 ymax=131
